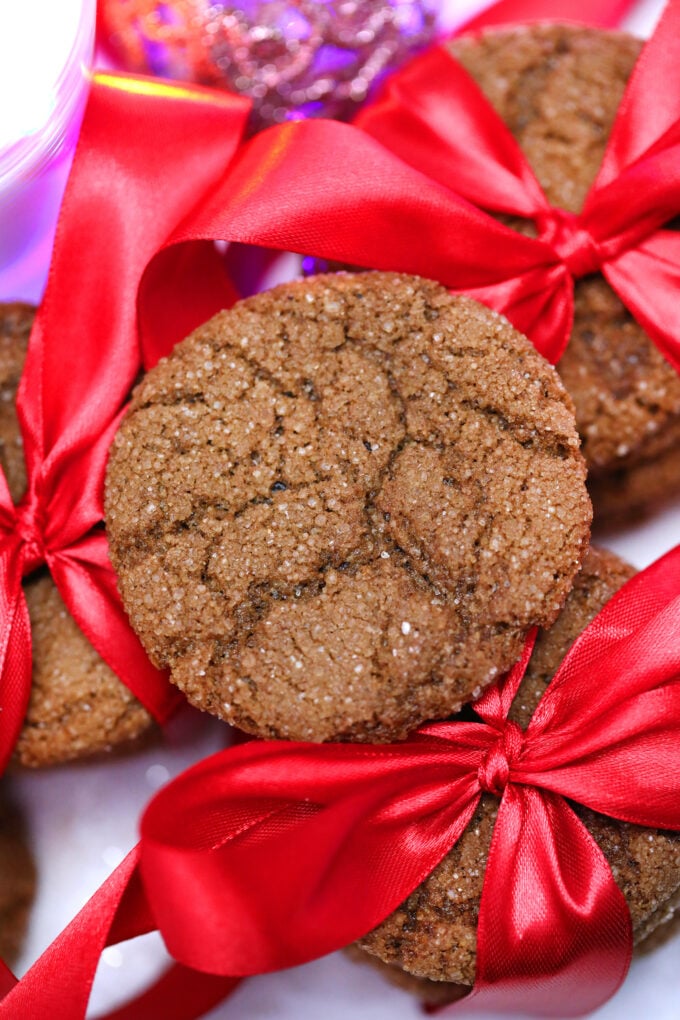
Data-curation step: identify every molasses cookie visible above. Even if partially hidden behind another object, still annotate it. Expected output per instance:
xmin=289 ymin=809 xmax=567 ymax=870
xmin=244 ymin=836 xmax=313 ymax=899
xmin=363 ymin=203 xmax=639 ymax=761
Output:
xmin=0 ymin=303 xmax=153 ymax=768
xmin=0 ymin=787 xmax=36 ymax=964
xmin=357 ymin=547 xmax=680 ymax=991
xmin=106 ymin=272 xmax=591 ymax=742
xmin=449 ymin=25 xmax=680 ymax=522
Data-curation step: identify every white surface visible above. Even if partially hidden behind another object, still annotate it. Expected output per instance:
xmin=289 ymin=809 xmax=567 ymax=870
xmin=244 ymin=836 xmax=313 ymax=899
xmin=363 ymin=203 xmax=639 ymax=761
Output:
xmin=3 ymin=0 xmax=679 ymax=1018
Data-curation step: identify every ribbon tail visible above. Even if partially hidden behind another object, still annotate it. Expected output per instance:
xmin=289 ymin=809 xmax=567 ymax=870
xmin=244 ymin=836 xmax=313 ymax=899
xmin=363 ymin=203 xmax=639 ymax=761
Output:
xmin=96 ymin=965 xmax=241 ymax=1020
xmin=0 ymin=848 xmax=151 ymax=1020
xmin=459 ymin=0 xmax=636 ymax=33
xmin=49 ymin=535 xmax=180 ymax=724
xmin=0 ymin=549 xmax=32 ymax=773
xmin=447 ymin=787 xmax=631 ymax=1017
xmin=474 ymin=628 xmax=538 ymax=725
xmin=603 ymin=234 xmax=680 ymax=374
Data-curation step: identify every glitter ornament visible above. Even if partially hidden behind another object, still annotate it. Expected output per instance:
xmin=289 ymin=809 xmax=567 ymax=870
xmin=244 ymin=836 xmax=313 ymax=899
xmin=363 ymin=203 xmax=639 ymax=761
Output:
xmin=98 ymin=0 xmax=438 ymax=130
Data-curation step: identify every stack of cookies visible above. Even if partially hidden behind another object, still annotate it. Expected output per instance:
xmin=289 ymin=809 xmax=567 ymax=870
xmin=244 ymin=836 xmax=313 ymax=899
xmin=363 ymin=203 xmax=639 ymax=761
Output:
xmin=444 ymin=25 xmax=680 ymax=523
xmin=0 ymin=304 xmax=153 ymax=769
xmin=104 ymin=270 xmax=680 ymax=1001
xmin=5 ymin=13 xmax=679 ymax=1013
xmin=0 ymin=302 xmax=150 ymax=966
xmin=352 ymin=546 xmax=680 ymax=1002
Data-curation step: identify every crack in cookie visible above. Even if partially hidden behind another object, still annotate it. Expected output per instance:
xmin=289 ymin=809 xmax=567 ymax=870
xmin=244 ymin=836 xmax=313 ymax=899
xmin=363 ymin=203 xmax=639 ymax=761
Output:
xmin=106 ymin=273 xmax=591 ymax=741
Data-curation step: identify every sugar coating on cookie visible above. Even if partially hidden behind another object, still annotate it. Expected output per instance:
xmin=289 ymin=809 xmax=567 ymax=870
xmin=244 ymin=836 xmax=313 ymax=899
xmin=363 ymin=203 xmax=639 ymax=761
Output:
xmin=358 ymin=547 xmax=680 ymax=986
xmin=0 ymin=303 xmax=153 ymax=768
xmin=450 ymin=26 xmax=680 ymax=514
xmin=107 ymin=273 xmax=590 ymax=742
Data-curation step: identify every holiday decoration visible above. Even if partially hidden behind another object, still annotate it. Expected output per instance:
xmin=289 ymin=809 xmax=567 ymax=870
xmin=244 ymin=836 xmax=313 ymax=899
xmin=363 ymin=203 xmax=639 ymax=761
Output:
xmin=184 ymin=0 xmax=680 ymax=373
xmin=98 ymin=0 xmax=438 ymax=130
xmin=0 ymin=74 xmax=250 ymax=774
xmin=2 ymin=544 xmax=680 ymax=1019
xmin=333 ymin=5 xmax=680 ymax=522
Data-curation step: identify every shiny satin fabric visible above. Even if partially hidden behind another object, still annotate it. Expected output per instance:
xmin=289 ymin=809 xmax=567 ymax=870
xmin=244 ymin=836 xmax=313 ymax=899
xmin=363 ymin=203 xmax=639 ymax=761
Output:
xmin=0 ymin=75 xmax=250 ymax=771
xmin=135 ymin=0 xmax=680 ymax=377
xmin=2 ymin=546 xmax=679 ymax=1019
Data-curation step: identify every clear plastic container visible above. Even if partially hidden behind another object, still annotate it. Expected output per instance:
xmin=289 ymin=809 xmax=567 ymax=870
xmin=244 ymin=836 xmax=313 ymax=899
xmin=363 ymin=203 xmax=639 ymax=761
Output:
xmin=0 ymin=0 xmax=95 ymax=301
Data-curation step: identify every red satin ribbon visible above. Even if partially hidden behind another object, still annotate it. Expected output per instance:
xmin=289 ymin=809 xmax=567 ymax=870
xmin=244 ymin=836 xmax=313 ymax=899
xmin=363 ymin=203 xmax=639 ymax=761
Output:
xmin=2 ymin=544 xmax=680 ymax=1019
xmin=460 ymin=0 xmax=637 ymax=32
xmin=137 ymin=0 xmax=680 ymax=373
xmin=96 ymin=965 xmax=240 ymax=1020
xmin=355 ymin=0 xmax=680 ymax=366
xmin=0 ymin=74 xmax=250 ymax=770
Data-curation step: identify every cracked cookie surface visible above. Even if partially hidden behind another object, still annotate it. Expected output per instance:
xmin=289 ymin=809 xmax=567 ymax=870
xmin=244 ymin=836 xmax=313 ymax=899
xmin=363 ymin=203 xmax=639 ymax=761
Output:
xmin=106 ymin=272 xmax=591 ymax=742
xmin=450 ymin=25 xmax=680 ymax=518
xmin=0 ymin=303 xmax=153 ymax=768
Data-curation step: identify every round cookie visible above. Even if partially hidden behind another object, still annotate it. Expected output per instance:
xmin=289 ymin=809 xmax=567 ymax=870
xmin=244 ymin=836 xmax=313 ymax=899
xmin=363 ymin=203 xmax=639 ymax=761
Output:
xmin=0 ymin=787 xmax=36 ymax=964
xmin=357 ymin=546 xmax=680 ymax=990
xmin=0 ymin=303 xmax=153 ymax=768
xmin=449 ymin=25 xmax=680 ymax=522
xmin=106 ymin=272 xmax=591 ymax=743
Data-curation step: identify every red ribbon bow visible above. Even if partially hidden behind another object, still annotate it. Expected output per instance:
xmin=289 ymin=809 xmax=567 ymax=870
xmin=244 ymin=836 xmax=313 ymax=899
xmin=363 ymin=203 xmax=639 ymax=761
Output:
xmin=3 ymin=544 xmax=680 ymax=1019
xmin=0 ymin=74 xmax=250 ymax=770
xmin=151 ymin=0 xmax=680 ymax=374
xmin=354 ymin=0 xmax=680 ymax=366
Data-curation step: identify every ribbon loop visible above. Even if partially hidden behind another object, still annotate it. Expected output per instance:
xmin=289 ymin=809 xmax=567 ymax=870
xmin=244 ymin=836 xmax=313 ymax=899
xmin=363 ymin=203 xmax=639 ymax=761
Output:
xmin=537 ymin=208 xmax=602 ymax=278
xmin=477 ymin=719 xmax=524 ymax=796
xmin=347 ymin=1 xmax=680 ymax=367
xmin=0 ymin=74 xmax=250 ymax=767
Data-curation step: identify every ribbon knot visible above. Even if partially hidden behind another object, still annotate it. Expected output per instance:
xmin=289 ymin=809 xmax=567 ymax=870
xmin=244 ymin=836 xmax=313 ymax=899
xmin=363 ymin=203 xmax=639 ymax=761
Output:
xmin=477 ymin=719 xmax=524 ymax=797
xmin=537 ymin=208 xmax=602 ymax=278
xmin=12 ymin=496 xmax=46 ymax=575
xmin=340 ymin=20 xmax=680 ymax=367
